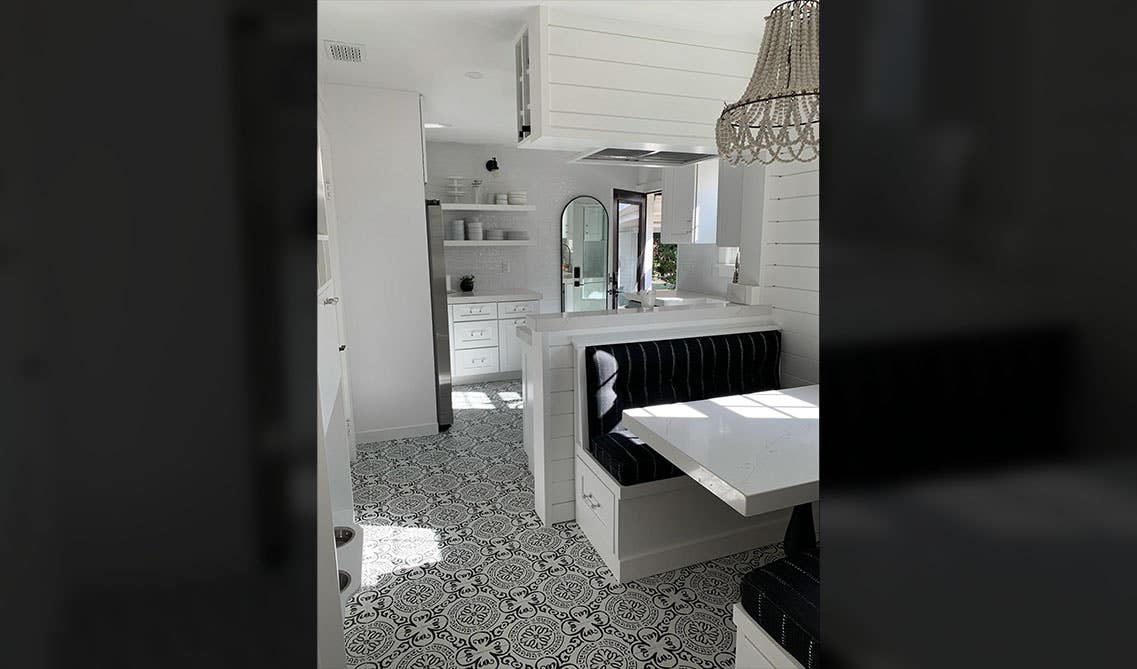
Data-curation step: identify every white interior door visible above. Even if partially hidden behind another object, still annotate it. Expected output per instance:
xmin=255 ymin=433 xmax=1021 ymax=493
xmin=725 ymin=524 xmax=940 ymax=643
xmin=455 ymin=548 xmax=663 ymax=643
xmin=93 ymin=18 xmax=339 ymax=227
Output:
xmin=318 ymin=113 xmax=356 ymax=459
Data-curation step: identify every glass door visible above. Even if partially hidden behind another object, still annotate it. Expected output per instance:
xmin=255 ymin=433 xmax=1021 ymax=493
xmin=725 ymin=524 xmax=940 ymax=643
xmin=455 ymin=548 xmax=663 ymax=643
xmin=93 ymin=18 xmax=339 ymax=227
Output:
xmin=611 ymin=190 xmax=648 ymax=309
xmin=560 ymin=196 xmax=610 ymax=312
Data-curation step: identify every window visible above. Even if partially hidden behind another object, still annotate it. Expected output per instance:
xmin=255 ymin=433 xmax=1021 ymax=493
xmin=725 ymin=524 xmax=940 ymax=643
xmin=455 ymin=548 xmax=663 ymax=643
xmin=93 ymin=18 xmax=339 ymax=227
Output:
xmin=646 ymin=192 xmax=676 ymax=289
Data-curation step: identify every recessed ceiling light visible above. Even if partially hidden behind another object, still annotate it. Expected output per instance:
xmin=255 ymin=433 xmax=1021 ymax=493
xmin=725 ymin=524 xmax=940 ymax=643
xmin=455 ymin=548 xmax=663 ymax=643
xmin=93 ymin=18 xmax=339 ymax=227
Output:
xmin=423 ymin=122 xmax=451 ymax=129
xmin=464 ymin=71 xmax=483 ymax=79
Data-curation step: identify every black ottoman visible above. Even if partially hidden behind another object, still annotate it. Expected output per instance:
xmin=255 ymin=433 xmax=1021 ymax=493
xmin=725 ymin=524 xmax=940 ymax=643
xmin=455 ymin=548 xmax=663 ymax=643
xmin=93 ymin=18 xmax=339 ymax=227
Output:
xmin=740 ymin=505 xmax=819 ymax=668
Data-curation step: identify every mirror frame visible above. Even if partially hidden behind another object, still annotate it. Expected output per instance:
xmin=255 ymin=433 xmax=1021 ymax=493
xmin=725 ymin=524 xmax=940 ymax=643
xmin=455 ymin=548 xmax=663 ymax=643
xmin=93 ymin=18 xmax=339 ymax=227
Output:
xmin=559 ymin=195 xmax=609 ymax=313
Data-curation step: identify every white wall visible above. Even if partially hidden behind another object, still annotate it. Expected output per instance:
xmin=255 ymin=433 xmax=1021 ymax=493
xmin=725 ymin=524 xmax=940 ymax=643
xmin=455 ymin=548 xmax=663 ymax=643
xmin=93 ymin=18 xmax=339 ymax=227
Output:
xmin=522 ymin=6 xmax=759 ymax=152
xmin=759 ymin=161 xmax=820 ymax=387
xmin=676 ymin=244 xmax=732 ymax=297
xmin=425 ymin=142 xmax=644 ymax=314
xmin=321 ymin=84 xmax=437 ymax=442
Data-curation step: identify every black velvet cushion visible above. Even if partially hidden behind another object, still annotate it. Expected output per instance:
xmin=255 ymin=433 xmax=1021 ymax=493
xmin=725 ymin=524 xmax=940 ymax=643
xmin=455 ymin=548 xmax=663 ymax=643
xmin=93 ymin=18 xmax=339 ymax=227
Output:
xmin=583 ymin=331 xmax=781 ymax=484
xmin=587 ymin=427 xmax=683 ymax=486
xmin=741 ymin=543 xmax=820 ymax=669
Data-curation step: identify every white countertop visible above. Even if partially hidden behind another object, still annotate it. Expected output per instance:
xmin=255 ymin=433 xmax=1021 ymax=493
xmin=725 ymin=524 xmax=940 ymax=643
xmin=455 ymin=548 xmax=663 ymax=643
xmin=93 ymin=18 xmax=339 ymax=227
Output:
xmin=621 ymin=385 xmax=819 ymax=517
xmin=524 ymin=301 xmax=771 ymax=334
xmin=626 ymin=289 xmax=729 ymax=307
xmin=447 ymin=289 xmax=542 ymax=304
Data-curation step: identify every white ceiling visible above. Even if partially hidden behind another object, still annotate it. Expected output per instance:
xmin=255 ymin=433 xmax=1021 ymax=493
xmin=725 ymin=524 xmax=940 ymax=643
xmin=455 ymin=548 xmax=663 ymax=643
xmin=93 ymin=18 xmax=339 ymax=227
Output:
xmin=317 ymin=1 xmax=773 ymax=145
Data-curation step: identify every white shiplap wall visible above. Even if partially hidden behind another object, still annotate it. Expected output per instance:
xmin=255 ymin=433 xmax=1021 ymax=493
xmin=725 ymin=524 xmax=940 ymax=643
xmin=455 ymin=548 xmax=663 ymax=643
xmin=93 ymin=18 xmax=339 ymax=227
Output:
xmin=522 ymin=7 xmax=759 ymax=152
xmin=759 ymin=161 xmax=820 ymax=387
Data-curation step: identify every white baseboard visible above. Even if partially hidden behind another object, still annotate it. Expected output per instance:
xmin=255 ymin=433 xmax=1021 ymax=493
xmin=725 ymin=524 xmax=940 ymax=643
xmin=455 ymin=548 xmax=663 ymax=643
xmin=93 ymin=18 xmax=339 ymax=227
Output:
xmin=452 ymin=370 xmax=521 ymax=386
xmin=617 ymin=515 xmax=786 ymax=582
xmin=548 ymin=500 xmax=575 ymax=524
xmin=356 ymin=423 xmax=437 ymax=445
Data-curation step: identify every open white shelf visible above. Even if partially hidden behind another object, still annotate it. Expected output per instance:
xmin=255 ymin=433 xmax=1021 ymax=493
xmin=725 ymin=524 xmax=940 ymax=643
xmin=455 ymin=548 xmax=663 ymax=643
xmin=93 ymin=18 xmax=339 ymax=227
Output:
xmin=444 ymin=240 xmax=533 ymax=247
xmin=440 ymin=203 xmax=535 ymax=212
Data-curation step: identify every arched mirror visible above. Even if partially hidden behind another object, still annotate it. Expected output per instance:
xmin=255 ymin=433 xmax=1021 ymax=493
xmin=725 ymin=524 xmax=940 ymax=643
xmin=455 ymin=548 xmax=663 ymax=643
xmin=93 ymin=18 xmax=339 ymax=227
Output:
xmin=560 ymin=196 xmax=610 ymax=312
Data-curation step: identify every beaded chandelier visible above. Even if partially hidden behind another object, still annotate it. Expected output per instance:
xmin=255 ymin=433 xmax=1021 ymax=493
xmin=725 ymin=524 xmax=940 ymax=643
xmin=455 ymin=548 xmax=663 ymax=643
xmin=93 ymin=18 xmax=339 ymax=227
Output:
xmin=716 ymin=0 xmax=819 ymax=165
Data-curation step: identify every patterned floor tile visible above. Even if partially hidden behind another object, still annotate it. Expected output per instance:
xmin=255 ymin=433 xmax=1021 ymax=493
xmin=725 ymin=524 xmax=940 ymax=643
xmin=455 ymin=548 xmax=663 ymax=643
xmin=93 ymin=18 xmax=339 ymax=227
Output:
xmin=344 ymin=380 xmax=784 ymax=668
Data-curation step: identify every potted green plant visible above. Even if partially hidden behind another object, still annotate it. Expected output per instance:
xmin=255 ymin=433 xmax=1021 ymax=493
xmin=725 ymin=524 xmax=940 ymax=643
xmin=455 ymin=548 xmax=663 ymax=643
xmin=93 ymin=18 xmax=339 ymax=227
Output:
xmin=458 ymin=274 xmax=475 ymax=293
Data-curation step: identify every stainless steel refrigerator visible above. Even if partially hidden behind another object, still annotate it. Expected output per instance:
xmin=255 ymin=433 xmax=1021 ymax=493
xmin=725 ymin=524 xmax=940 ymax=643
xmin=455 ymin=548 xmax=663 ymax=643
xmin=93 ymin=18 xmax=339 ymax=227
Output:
xmin=425 ymin=200 xmax=453 ymax=428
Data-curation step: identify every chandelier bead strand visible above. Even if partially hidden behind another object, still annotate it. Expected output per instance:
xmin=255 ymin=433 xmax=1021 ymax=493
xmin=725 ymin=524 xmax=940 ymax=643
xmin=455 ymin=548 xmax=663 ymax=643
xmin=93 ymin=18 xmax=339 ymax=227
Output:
xmin=716 ymin=0 xmax=820 ymax=165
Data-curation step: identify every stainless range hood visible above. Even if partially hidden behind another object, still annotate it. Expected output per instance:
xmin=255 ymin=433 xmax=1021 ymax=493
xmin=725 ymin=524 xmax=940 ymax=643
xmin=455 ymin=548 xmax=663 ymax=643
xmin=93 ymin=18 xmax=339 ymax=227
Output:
xmin=568 ymin=148 xmax=718 ymax=168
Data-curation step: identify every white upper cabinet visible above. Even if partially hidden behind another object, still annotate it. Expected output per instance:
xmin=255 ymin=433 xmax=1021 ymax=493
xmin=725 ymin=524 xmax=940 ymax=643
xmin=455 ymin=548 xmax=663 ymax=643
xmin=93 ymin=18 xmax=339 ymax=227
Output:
xmin=693 ymin=159 xmax=719 ymax=244
xmin=662 ymin=159 xmax=720 ymax=244
xmin=715 ymin=162 xmax=765 ymax=249
xmin=716 ymin=163 xmax=744 ymax=248
xmin=515 ymin=6 xmax=757 ymax=153
xmin=661 ymin=165 xmax=696 ymax=244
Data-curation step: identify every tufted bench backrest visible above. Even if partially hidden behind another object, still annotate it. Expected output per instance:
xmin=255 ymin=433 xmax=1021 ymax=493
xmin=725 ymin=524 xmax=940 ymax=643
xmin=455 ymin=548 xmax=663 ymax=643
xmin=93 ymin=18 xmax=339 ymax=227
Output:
xmin=583 ymin=330 xmax=782 ymax=438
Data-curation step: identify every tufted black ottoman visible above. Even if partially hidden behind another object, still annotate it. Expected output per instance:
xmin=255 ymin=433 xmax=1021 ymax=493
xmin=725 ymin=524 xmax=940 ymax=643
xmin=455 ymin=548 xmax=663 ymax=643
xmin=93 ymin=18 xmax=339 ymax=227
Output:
xmin=739 ymin=505 xmax=819 ymax=668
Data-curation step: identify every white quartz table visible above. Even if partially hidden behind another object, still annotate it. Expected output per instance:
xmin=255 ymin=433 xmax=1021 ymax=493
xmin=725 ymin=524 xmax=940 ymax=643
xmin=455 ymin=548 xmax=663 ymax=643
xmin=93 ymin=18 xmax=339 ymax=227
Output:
xmin=620 ymin=385 xmax=819 ymax=517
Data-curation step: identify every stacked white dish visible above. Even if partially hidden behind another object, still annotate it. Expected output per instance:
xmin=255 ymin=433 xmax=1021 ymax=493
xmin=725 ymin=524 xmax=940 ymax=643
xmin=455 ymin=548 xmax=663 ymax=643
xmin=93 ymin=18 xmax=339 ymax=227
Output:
xmin=485 ymin=229 xmax=505 ymax=241
xmin=494 ymin=193 xmax=509 ymax=205
xmin=505 ymin=230 xmax=529 ymax=240
xmin=448 ymin=219 xmax=466 ymax=240
xmin=446 ymin=176 xmax=466 ymax=203
xmin=465 ymin=219 xmax=484 ymax=240
xmin=507 ymin=191 xmax=527 ymax=205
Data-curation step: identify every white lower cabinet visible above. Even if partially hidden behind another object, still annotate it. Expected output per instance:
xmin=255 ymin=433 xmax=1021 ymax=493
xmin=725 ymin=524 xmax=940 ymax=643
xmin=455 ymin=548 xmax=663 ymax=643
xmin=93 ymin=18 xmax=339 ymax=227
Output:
xmin=454 ymin=347 xmax=499 ymax=377
xmin=454 ymin=321 xmax=499 ymax=350
xmin=449 ymin=299 xmax=538 ymax=382
xmin=498 ymin=317 xmax=527 ymax=372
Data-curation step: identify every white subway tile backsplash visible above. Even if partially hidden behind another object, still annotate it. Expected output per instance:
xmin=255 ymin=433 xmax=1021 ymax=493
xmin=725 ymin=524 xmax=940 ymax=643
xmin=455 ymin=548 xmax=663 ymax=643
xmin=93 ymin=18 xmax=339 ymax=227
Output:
xmin=427 ymin=141 xmax=647 ymax=309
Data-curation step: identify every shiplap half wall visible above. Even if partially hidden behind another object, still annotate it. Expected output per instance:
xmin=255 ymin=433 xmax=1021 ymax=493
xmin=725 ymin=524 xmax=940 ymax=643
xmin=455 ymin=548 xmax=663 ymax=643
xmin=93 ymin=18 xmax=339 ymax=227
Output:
xmin=533 ymin=7 xmax=758 ymax=151
xmin=759 ymin=160 xmax=819 ymax=387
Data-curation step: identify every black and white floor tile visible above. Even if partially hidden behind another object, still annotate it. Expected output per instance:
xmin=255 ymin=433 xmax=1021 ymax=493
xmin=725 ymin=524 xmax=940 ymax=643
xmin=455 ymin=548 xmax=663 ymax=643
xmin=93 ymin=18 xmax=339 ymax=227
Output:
xmin=345 ymin=381 xmax=784 ymax=668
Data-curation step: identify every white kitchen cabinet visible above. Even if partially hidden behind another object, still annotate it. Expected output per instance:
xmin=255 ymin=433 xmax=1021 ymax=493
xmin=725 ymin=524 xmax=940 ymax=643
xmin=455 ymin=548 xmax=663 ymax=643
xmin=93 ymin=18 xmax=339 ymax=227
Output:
xmin=455 ymin=348 xmax=500 ymax=377
xmin=661 ymin=165 xmax=696 ymax=244
xmin=499 ymin=300 xmax=539 ymax=317
xmin=661 ymin=159 xmax=719 ymax=244
xmin=453 ymin=321 xmax=499 ymax=350
xmin=693 ymin=159 xmax=719 ymax=244
xmin=498 ymin=317 xmax=527 ymax=372
xmin=452 ymin=302 xmax=499 ymax=322
xmin=715 ymin=161 xmax=765 ymax=249
xmin=449 ymin=296 xmax=540 ymax=383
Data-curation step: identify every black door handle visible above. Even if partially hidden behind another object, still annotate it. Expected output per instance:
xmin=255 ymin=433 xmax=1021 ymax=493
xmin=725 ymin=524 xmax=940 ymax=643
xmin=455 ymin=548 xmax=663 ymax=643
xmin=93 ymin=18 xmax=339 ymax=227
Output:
xmin=338 ymin=345 xmax=346 ymax=351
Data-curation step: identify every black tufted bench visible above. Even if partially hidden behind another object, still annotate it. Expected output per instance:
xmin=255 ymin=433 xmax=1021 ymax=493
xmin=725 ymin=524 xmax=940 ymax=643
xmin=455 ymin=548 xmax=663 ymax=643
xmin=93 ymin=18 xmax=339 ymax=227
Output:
xmin=739 ymin=504 xmax=820 ymax=668
xmin=583 ymin=330 xmax=781 ymax=486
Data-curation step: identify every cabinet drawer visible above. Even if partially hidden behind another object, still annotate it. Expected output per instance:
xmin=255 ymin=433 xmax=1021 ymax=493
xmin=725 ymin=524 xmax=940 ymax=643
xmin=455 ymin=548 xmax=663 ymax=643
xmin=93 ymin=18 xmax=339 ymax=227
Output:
xmin=452 ymin=302 xmax=498 ymax=322
xmin=453 ymin=321 xmax=499 ymax=350
xmin=579 ymin=460 xmax=615 ymax=530
xmin=575 ymin=459 xmax=613 ymax=557
xmin=499 ymin=300 xmax=538 ymax=316
xmin=454 ymin=348 xmax=499 ymax=376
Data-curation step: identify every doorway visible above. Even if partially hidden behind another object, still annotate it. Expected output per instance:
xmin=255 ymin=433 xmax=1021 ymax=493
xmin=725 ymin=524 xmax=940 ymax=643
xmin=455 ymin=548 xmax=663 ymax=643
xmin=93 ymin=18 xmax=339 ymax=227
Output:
xmin=611 ymin=189 xmax=647 ymax=308
xmin=560 ymin=195 xmax=611 ymax=313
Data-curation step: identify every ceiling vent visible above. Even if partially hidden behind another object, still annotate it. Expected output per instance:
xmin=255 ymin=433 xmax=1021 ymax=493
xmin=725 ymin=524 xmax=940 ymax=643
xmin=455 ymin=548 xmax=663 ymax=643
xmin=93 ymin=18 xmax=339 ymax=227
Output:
xmin=569 ymin=148 xmax=718 ymax=168
xmin=324 ymin=40 xmax=365 ymax=63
